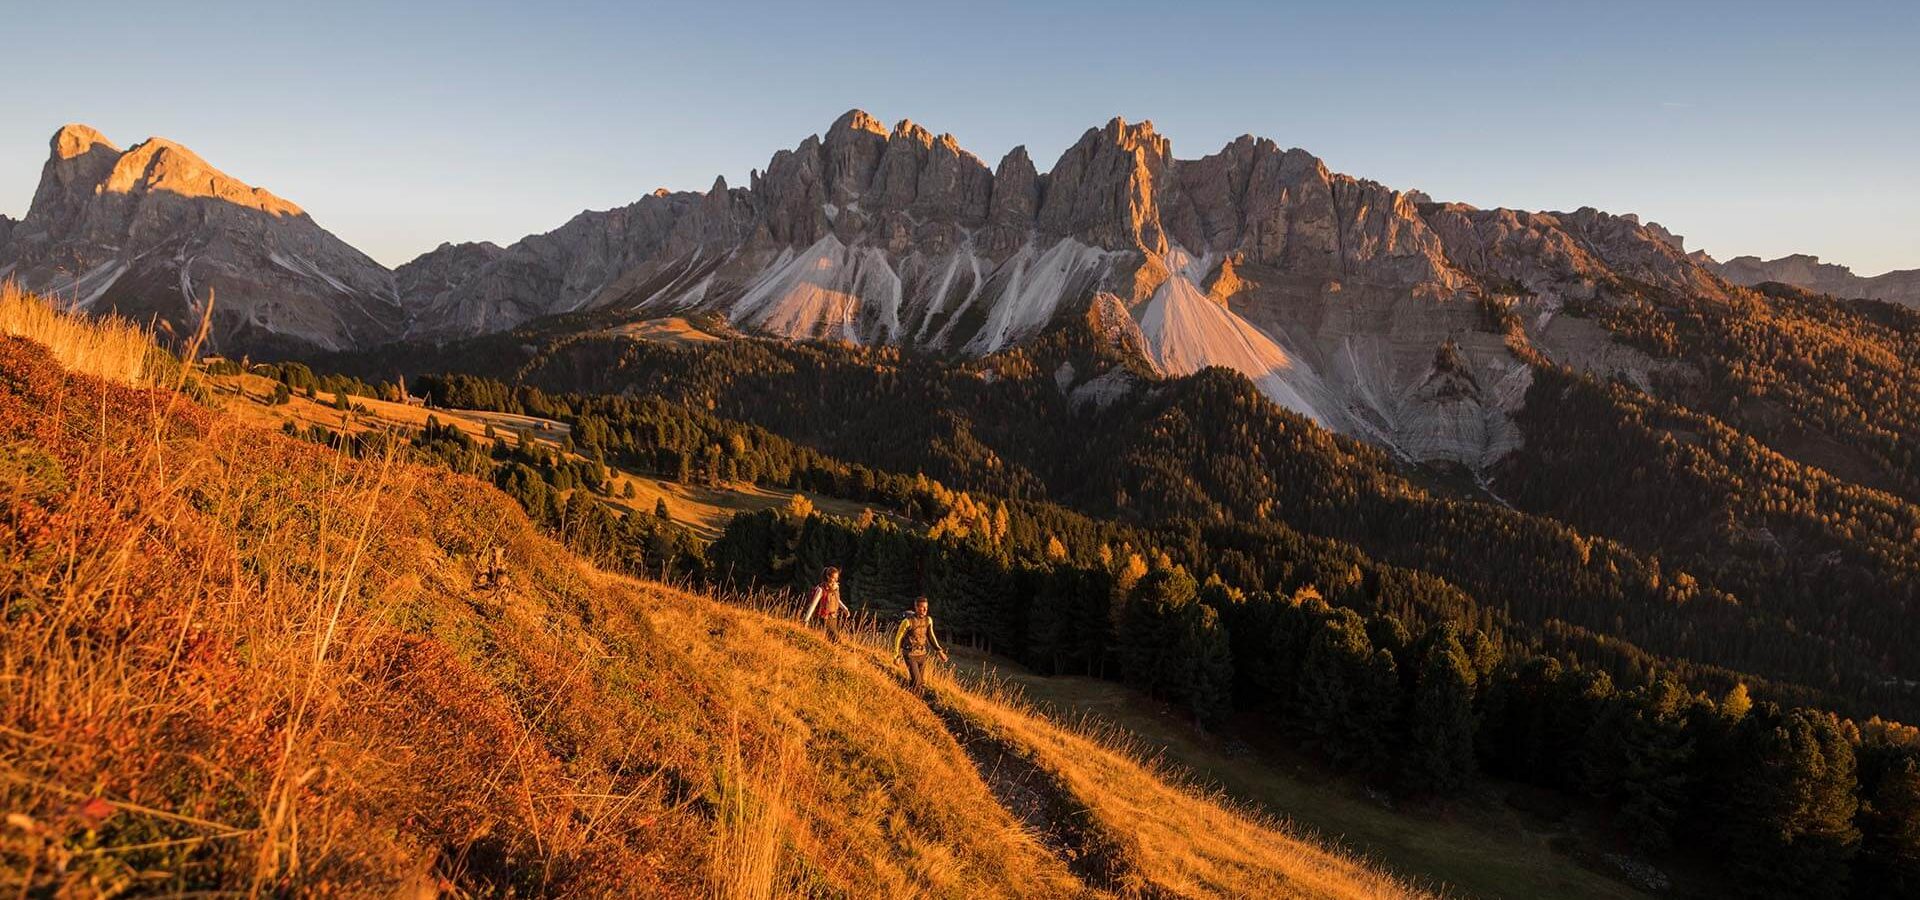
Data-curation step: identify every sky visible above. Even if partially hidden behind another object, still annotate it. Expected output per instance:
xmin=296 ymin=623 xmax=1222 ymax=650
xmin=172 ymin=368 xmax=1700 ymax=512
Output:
xmin=3 ymin=0 xmax=1916 ymax=273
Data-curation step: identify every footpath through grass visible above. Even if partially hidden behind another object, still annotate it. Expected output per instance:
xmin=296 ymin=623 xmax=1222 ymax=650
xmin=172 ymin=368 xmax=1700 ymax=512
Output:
xmin=949 ymin=651 xmax=1654 ymax=900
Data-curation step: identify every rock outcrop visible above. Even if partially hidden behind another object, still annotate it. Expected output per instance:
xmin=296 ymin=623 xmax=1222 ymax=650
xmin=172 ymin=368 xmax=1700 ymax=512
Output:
xmin=0 ymin=125 xmax=405 ymax=354
xmin=1703 ymin=253 xmax=1920 ymax=308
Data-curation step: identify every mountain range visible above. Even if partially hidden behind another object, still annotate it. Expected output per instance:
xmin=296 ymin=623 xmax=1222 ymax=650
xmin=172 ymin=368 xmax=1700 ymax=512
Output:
xmin=1703 ymin=251 xmax=1920 ymax=307
xmin=0 ymin=114 xmax=1911 ymax=469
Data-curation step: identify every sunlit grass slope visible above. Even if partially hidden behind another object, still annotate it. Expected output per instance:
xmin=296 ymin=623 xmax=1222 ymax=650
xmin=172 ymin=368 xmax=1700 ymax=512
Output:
xmin=0 ymin=289 xmax=1426 ymax=897
xmin=0 ymin=281 xmax=158 ymax=386
xmin=924 ymin=668 xmax=1430 ymax=899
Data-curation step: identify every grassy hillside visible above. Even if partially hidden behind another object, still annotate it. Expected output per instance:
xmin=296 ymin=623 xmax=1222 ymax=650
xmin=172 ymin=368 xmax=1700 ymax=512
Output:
xmin=0 ymin=292 xmax=1423 ymax=897
xmin=948 ymin=655 xmax=1653 ymax=899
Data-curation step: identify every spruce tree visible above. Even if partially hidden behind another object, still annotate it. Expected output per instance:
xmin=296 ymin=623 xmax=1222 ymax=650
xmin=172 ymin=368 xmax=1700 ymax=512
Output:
xmin=1720 ymin=707 xmax=1861 ymax=898
xmin=1026 ymin=567 xmax=1078 ymax=674
xmin=1855 ymin=736 xmax=1920 ymax=898
xmin=1403 ymin=630 xmax=1477 ymax=794
xmin=1118 ymin=567 xmax=1198 ymax=698
xmin=1173 ymin=601 xmax=1234 ymax=726
xmin=1298 ymin=609 xmax=1393 ymax=769
xmin=849 ymin=523 xmax=920 ymax=611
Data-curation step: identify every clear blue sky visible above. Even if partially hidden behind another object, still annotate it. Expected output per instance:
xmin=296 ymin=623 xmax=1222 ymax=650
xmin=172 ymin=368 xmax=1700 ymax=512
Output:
xmin=4 ymin=0 xmax=1915 ymax=273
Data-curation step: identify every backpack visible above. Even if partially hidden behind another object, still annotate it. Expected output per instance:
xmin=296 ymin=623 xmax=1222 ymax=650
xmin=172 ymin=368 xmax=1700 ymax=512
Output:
xmin=902 ymin=614 xmax=931 ymax=654
xmin=815 ymin=583 xmax=843 ymax=618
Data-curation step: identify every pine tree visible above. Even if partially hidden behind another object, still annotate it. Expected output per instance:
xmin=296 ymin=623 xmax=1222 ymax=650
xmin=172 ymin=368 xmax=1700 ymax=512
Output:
xmin=1117 ymin=567 xmax=1197 ymax=697
xmin=1581 ymin=676 xmax=1696 ymax=850
xmin=1855 ymin=732 xmax=1920 ymax=898
xmin=1026 ymin=567 xmax=1078 ymax=674
xmin=1297 ymin=609 xmax=1396 ymax=771
xmin=848 ymin=523 xmax=920 ymax=611
xmin=1403 ymin=629 xmax=1477 ymax=794
xmin=709 ymin=509 xmax=779 ymax=587
xmin=1173 ymin=601 xmax=1234 ymax=726
xmin=1719 ymin=707 xmax=1861 ymax=898
xmin=926 ymin=536 xmax=1012 ymax=649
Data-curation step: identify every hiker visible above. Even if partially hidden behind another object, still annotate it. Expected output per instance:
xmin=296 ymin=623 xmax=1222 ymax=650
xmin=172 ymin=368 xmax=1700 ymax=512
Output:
xmin=801 ymin=566 xmax=847 ymax=644
xmin=891 ymin=596 xmax=949 ymax=694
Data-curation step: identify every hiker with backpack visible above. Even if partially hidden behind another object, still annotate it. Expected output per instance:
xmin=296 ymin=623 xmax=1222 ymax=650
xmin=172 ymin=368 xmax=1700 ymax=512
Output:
xmin=892 ymin=596 xmax=949 ymax=694
xmin=801 ymin=566 xmax=847 ymax=644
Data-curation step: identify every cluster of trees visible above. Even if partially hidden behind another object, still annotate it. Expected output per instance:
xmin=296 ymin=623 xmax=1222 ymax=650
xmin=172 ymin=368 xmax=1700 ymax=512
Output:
xmin=1082 ymin=368 xmax=1909 ymax=720
xmin=708 ymin=503 xmax=1920 ymax=897
xmin=248 ymin=360 xmax=401 ymax=403
xmin=1571 ymin=279 xmax=1920 ymax=502
xmin=386 ymin=326 xmax=1894 ymax=714
xmin=1501 ymin=365 xmax=1920 ymax=698
xmin=413 ymin=416 xmax=703 ymax=579
xmin=412 ymin=372 xmax=1052 ymax=512
xmin=279 ymin=414 xmax=703 ymax=580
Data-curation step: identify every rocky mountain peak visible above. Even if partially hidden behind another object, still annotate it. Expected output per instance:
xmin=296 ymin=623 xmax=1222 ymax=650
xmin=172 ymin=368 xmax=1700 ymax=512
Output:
xmin=1038 ymin=116 xmax=1172 ymax=255
xmin=828 ymin=108 xmax=889 ymax=141
xmin=5 ymin=113 xmax=1797 ymax=469
xmin=1100 ymin=116 xmax=1170 ymax=160
xmin=890 ymin=118 xmax=934 ymax=147
xmin=821 ymin=109 xmax=890 ymax=207
xmin=0 ymin=124 xmax=401 ymax=354
xmin=1701 ymin=252 xmax=1920 ymax=308
xmin=52 ymin=123 xmax=116 ymax=160
xmin=107 ymin=137 xmax=305 ymax=219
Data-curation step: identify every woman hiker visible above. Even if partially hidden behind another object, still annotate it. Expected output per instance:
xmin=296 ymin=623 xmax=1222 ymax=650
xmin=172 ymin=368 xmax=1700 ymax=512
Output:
xmin=891 ymin=596 xmax=949 ymax=694
xmin=801 ymin=566 xmax=847 ymax=644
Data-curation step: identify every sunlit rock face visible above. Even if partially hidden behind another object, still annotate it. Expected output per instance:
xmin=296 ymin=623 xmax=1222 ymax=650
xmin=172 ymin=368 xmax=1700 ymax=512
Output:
xmin=1702 ymin=253 xmax=1920 ymax=308
xmin=0 ymin=125 xmax=404 ymax=354
xmin=400 ymin=110 xmax=1717 ymax=469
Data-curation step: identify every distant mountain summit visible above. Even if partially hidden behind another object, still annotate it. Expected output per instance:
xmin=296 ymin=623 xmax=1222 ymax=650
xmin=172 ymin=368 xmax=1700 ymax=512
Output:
xmin=0 ymin=124 xmax=404 ymax=354
xmin=1702 ymin=252 xmax=1920 ymax=308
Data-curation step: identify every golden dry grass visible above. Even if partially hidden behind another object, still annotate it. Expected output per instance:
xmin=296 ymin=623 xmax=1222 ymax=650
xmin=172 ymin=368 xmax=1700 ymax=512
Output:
xmin=605 ymin=316 xmax=728 ymax=345
xmin=937 ymin=674 xmax=1431 ymax=899
xmin=804 ymin=622 xmax=1436 ymax=900
xmin=0 ymin=281 xmax=156 ymax=386
xmin=709 ymin=718 xmax=796 ymax=900
xmin=0 ymin=311 xmax=1076 ymax=896
xmin=0 ymin=299 xmax=1428 ymax=898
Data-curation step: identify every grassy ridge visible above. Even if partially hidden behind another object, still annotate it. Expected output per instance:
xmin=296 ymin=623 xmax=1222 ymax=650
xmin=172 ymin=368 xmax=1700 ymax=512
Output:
xmin=0 ymin=290 xmax=1425 ymax=897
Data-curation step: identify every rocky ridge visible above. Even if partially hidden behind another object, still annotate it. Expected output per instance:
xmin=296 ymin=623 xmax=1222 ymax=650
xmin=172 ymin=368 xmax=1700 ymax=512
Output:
xmin=399 ymin=110 xmax=1718 ymax=468
xmin=0 ymin=124 xmax=404 ymax=354
xmin=0 ymin=113 xmax=1754 ymax=468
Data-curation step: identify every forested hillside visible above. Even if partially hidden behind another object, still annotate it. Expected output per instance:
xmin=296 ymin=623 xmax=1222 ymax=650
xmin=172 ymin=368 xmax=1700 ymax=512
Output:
xmin=352 ymin=305 xmax=1916 ymax=724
